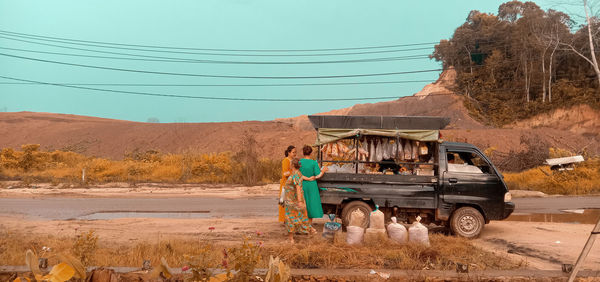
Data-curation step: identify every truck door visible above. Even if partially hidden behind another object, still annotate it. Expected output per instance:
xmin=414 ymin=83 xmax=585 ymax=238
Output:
xmin=441 ymin=148 xmax=505 ymax=220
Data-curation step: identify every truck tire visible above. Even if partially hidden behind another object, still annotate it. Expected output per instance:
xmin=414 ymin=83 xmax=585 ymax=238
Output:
xmin=450 ymin=207 xmax=484 ymax=238
xmin=341 ymin=201 xmax=372 ymax=229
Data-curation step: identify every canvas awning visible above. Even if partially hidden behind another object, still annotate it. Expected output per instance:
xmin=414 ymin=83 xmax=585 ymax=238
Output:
xmin=309 ymin=115 xmax=446 ymax=145
xmin=315 ymin=128 xmax=440 ymax=145
xmin=308 ymin=115 xmax=450 ymax=130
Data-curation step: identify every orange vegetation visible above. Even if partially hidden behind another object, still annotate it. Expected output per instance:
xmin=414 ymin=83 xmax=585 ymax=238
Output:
xmin=0 ymin=144 xmax=279 ymax=185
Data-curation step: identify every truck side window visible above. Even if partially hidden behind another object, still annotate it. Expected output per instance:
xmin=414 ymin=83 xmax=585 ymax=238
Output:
xmin=447 ymin=151 xmax=493 ymax=174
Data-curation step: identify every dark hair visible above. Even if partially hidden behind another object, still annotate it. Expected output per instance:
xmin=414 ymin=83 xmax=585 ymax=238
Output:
xmin=291 ymin=158 xmax=301 ymax=169
xmin=284 ymin=145 xmax=295 ymax=157
xmin=302 ymin=145 xmax=313 ymax=156
xmin=447 ymin=153 xmax=455 ymax=161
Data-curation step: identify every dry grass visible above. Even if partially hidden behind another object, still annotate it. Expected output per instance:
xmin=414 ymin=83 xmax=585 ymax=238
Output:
xmin=267 ymin=233 xmax=519 ymax=270
xmin=0 ymin=231 xmax=521 ymax=271
xmin=504 ymin=158 xmax=600 ymax=195
xmin=0 ymin=144 xmax=279 ymax=185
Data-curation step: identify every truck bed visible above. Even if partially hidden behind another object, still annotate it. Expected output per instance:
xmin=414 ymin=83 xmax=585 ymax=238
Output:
xmin=319 ymin=173 xmax=437 ymax=185
xmin=317 ymin=173 xmax=438 ymax=210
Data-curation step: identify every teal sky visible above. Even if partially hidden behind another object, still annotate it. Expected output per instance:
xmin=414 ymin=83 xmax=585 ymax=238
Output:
xmin=0 ymin=0 xmax=552 ymax=123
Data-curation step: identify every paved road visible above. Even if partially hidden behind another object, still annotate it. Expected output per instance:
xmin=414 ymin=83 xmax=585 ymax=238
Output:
xmin=0 ymin=197 xmax=276 ymax=220
xmin=0 ymin=196 xmax=598 ymax=221
xmin=511 ymin=196 xmax=600 ymax=214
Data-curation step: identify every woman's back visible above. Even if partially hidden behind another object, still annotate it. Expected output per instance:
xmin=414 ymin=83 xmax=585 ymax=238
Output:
xmin=299 ymin=158 xmax=319 ymax=178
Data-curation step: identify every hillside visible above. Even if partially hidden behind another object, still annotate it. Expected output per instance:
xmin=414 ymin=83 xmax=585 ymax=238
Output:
xmin=0 ymin=112 xmax=315 ymax=160
xmin=1 ymin=69 xmax=599 ymax=161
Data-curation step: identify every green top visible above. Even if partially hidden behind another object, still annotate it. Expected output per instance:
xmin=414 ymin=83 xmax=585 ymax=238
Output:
xmin=299 ymin=158 xmax=321 ymax=178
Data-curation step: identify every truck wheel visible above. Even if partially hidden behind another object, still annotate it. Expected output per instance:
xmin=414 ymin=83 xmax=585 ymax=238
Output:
xmin=341 ymin=201 xmax=372 ymax=229
xmin=450 ymin=207 xmax=484 ymax=238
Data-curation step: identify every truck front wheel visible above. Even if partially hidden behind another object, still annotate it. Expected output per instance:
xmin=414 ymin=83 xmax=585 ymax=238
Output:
xmin=341 ymin=201 xmax=371 ymax=229
xmin=450 ymin=207 xmax=484 ymax=238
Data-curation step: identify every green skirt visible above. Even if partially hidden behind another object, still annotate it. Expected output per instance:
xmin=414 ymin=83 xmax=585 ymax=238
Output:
xmin=302 ymin=180 xmax=324 ymax=219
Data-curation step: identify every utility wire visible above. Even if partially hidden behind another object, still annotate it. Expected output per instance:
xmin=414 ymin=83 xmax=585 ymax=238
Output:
xmin=0 ymin=52 xmax=443 ymax=79
xmin=0 ymin=45 xmax=431 ymax=65
xmin=0 ymin=79 xmax=452 ymax=87
xmin=0 ymin=74 xmax=405 ymax=101
xmin=0 ymin=29 xmax=437 ymax=52
xmin=0 ymin=32 xmax=434 ymax=57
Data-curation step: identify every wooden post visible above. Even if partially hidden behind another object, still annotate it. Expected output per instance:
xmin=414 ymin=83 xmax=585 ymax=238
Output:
xmin=568 ymin=214 xmax=600 ymax=282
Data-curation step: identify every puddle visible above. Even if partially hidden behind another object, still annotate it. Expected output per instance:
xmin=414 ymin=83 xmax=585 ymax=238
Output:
xmin=78 ymin=211 xmax=211 ymax=220
xmin=507 ymin=209 xmax=600 ymax=224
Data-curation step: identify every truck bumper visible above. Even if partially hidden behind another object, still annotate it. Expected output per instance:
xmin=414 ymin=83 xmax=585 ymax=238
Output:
xmin=502 ymin=202 xmax=515 ymax=219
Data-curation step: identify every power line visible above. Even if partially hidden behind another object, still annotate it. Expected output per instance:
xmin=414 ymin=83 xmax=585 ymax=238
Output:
xmin=0 ymin=32 xmax=434 ymax=57
xmin=0 ymin=79 xmax=451 ymax=87
xmin=0 ymin=52 xmax=443 ymax=79
xmin=0 ymin=45 xmax=431 ymax=65
xmin=0 ymin=29 xmax=438 ymax=52
xmin=0 ymin=74 xmax=404 ymax=101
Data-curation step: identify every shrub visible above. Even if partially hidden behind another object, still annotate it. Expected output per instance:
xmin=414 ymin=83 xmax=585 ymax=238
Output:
xmin=0 ymin=144 xmax=280 ymax=185
xmin=504 ymin=157 xmax=600 ymax=195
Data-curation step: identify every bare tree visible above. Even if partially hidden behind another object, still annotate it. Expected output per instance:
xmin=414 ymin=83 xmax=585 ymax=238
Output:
xmin=561 ymin=0 xmax=600 ymax=88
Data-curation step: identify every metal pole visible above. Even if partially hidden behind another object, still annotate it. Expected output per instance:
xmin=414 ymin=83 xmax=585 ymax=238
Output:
xmin=568 ymin=214 xmax=600 ymax=282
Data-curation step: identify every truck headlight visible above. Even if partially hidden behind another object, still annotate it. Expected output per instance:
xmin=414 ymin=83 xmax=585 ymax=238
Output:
xmin=504 ymin=192 xmax=512 ymax=202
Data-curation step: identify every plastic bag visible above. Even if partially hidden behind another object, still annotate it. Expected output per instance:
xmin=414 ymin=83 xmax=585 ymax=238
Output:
xmin=412 ymin=141 xmax=419 ymax=160
xmin=375 ymin=139 xmax=383 ymax=161
xmin=382 ymin=138 xmax=390 ymax=159
xmin=358 ymin=148 xmax=368 ymax=161
xmin=331 ymin=142 xmax=339 ymax=157
xmin=369 ymin=206 xmax=385 ymax=230
xmin=346 ymin=226 xmax=365 ymax=245
xmin=368 ymin=140 xmax=375 ymax=162
xmin=323 ymin=214 xmax=342 ymax=241
xmin=387 ymin=217 xmax=408 ymax=244
xmin=324 ymin=143 xmax=332 ymax=158
xmin=419 ymin=143 xmax=429 ymax=155
xmin=365 ymin=206 xmax=386 ymax=242
xmin=391 ymin=140 xmax=397 ymax=159
xmin=359 ymin=139 xmax=369 ymax=161
xmin=408 ymin=216 xmax=430 ymax=246
xmin=397 ymin=139 xmax=404 ymax=160
xmin=349 ymin=209 xmax=366 ymax=227
xmin=403 ymin=139 xmax=412 ymax=160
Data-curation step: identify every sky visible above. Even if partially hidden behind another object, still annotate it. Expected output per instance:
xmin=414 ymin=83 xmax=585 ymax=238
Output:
xmin=0 ymin=0 xmax=557 ymax=123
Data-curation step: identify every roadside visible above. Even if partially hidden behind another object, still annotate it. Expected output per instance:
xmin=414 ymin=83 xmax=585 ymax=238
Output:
xmin=1 ymin=183 xmax=599 ymax=271
xmin=0 ymin=181 xmax=280 ymax=199
xmin=2 ymin=180 xmax=598 ymax=199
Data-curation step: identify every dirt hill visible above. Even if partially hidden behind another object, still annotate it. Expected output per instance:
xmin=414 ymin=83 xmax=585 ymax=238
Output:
xmin=0 ymin=112 xmax=315 ymax=159
xmin=1 ymin=69 xmax=599 ymax=160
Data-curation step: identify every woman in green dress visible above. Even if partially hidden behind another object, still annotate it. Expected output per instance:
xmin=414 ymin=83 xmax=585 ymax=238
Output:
xmin=299 ymin=145 xmax=327 ymax=226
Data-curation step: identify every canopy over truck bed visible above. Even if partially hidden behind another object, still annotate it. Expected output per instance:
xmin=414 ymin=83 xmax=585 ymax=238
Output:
xmin=307 ymin=115 xmax=450 ymax=145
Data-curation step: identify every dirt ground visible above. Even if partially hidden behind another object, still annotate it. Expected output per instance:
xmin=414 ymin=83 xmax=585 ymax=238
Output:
xmin=1 ymin=184 xmax=599 ymax=271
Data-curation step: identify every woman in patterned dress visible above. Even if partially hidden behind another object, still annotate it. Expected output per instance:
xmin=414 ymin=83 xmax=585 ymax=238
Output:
xmin=278 ymin=145 xmax=296 ymax=222
xmin=279 ymin=158 xmax=315 ymax=243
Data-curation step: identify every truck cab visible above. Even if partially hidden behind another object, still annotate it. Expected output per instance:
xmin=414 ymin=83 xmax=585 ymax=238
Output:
xmin=309 ymin=115 xmax=514 ymax=238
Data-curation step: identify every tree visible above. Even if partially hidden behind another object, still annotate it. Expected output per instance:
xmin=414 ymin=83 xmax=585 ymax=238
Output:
xmin=432 ymin=0 xmax=599 ymax=126
xmin=561 ymin=0 xmax=600 ymax=92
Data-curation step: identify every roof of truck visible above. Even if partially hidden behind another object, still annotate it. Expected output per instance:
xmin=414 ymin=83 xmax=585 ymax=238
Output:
xmin=308 ymin=115 xmax=450 ymax=130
